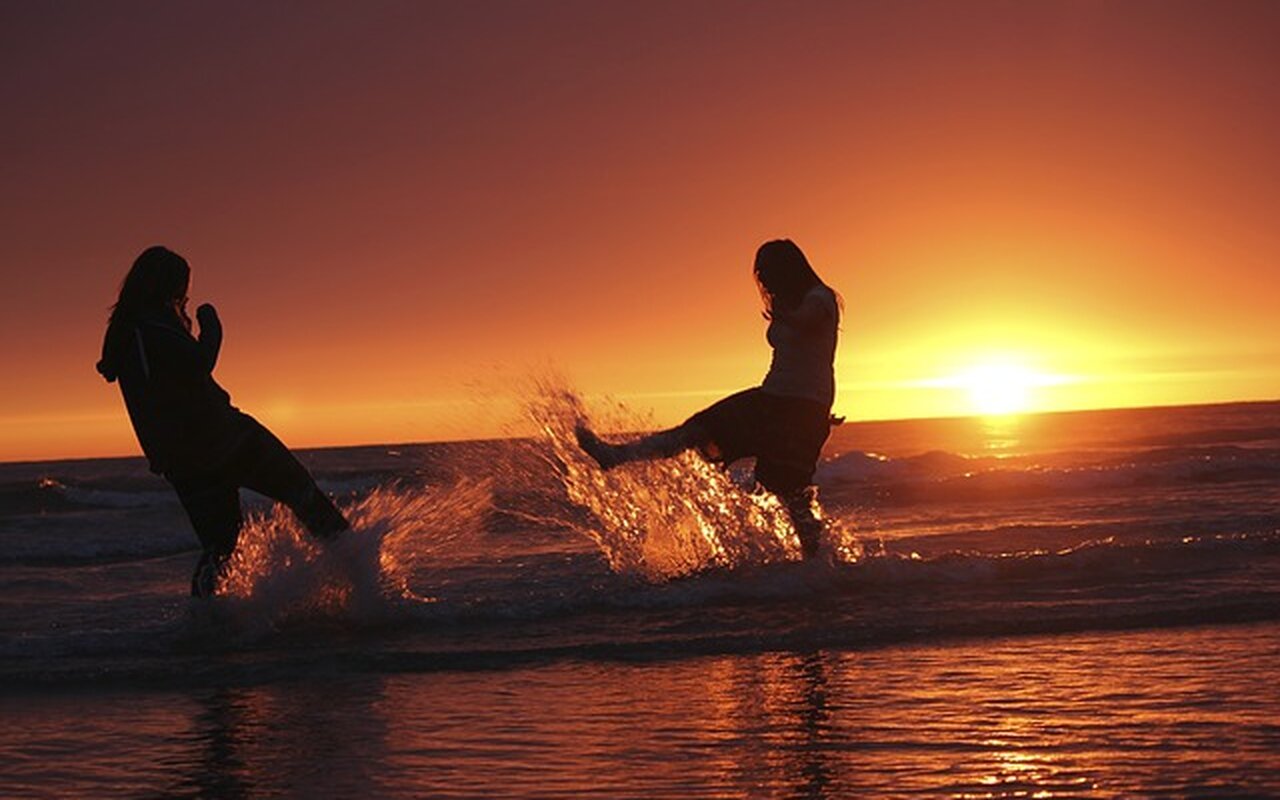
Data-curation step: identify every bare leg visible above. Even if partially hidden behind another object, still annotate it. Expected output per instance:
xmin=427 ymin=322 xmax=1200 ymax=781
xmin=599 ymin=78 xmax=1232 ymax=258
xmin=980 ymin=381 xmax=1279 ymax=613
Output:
xmin=575 ymin=422 xmax=708 ymax=470
xmin=781 ymin=486 xmax=824 ymax=559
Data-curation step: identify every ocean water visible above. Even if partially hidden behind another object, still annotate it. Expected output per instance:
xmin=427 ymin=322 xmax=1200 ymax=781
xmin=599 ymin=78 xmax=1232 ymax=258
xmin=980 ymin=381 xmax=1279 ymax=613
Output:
xmin=2 ymin=394 xmax=1278 ymax=798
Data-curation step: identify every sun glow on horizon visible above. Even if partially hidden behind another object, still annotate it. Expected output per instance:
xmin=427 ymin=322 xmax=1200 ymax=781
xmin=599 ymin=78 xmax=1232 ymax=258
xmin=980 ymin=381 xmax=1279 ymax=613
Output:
xmin=908 ymin=356 xmax=1080 ymax=418
xmin=960 ymin=362 xmax=1038 ymax=416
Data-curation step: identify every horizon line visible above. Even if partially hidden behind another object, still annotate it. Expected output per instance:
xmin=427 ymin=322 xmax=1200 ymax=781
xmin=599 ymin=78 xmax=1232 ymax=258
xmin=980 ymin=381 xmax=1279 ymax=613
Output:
xmin=4 ymin=395 xmax=1276 ymax=469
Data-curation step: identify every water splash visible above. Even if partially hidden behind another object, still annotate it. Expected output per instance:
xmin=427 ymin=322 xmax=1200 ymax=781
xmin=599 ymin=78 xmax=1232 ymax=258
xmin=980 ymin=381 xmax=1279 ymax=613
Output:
xmin=526 ymin=380 xmax=860 ymax=581
xmin=211 ymin=480 xmax=491 ymax=632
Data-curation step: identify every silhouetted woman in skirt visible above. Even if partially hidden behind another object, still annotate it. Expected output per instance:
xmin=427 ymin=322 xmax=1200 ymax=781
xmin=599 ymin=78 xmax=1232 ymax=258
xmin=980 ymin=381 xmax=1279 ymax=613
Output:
xmin=576 ymin=239 xmax=840 ymax=557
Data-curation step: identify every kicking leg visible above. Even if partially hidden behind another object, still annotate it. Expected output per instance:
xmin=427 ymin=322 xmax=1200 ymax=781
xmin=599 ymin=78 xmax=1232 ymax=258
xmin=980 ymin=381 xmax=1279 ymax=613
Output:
xmin=575 ymin=421 xmax=710 ymax=470
xmin=238 ymin=421 xmax=350 ymax=540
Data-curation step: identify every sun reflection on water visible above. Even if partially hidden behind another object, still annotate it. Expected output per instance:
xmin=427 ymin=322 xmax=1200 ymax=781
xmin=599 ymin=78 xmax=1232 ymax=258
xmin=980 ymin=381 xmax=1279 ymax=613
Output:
xmin=979 ymin=414 xmax=1024 ymax=455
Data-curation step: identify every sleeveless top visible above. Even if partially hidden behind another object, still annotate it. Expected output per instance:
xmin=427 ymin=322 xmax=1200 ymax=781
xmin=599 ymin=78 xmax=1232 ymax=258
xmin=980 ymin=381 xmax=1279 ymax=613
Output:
xmin=760 ymin=285 xmax=838 ymax=407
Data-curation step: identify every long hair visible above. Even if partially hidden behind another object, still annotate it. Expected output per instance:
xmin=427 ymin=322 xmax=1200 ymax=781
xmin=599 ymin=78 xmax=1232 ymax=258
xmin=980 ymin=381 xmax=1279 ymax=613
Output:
xmin=109 ymin=246 xmax=190 ymax=328
xmin=753 ymin=239 xmax=832 ymax=318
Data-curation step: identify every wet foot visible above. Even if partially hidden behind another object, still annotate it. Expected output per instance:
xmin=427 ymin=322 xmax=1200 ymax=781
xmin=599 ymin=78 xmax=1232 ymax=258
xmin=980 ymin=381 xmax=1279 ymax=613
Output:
xmin=574 ymin=424 xmax=622 ymax=470
xmin=796 ymin=523 xmax=822 ymax=559
xmin=190 ymin=551 xmax=230 ymax=598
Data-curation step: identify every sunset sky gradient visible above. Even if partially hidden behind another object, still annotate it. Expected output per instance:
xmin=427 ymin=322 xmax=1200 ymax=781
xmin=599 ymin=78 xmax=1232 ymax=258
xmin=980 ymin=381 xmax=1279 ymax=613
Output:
xmin=2 ymin=0 xmax=1278 ymax=462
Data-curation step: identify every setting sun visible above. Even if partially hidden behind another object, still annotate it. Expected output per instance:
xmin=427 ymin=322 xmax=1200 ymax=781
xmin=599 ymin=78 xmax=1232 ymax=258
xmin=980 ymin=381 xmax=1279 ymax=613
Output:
xmin=959 ymin=362 xmax=1039 ymax=416
xmin=907 ymin=357 xmax=1077 ymax=418
xmin=3 ymin=5 xmax=1280 ymax=798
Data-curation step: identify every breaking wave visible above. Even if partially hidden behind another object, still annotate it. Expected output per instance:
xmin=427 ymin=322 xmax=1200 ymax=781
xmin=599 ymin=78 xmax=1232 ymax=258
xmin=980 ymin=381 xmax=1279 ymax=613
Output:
xmin=817 ymin=444 xmax=1280 ymax=505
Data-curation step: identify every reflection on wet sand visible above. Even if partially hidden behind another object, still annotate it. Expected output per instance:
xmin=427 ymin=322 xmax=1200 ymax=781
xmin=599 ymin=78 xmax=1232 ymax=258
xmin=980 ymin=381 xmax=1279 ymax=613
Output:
xmin=4 ymin=622 xmax=1275 ymax=797
xmin=162 ymin=676 xmax=392 ymax=798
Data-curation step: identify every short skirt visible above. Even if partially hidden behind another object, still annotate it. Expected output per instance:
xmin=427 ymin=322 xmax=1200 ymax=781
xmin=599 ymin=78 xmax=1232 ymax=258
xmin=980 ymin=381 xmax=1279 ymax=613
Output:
xmin=685 ymin=388 xmax=832 ymax=494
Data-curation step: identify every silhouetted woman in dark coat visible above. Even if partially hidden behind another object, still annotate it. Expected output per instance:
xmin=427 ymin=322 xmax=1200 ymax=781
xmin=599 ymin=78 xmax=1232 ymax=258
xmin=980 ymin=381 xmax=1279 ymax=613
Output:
xmin=97 ymin=246 xmax=348 ymax=596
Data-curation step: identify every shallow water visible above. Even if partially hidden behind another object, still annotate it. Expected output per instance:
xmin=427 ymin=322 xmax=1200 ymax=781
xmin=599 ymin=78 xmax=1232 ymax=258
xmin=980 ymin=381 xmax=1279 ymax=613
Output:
xmin=4 ymin=622 xmax=1278 ymax=798
xmin=2 ymin=398 xmax=1279 ymax=796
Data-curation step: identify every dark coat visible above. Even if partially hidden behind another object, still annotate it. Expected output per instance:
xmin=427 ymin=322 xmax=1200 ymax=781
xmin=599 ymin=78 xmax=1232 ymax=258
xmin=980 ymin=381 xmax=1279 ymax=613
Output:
xmin=97 ymin=308 xmax=244 ymax=476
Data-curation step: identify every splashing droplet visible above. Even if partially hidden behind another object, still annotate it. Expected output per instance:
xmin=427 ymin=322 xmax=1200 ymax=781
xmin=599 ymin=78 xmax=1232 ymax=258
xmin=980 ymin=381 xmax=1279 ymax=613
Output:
xmin=525 ymin=378 xmax=860 ymax=580
xmin=211 ymin=480 xmax=492 ymax=633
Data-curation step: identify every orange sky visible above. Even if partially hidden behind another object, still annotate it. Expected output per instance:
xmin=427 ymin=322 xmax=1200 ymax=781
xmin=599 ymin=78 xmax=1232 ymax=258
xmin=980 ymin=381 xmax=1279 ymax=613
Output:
xmin=2 ymin=1 xmax=1278 ymax=462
